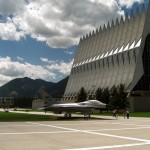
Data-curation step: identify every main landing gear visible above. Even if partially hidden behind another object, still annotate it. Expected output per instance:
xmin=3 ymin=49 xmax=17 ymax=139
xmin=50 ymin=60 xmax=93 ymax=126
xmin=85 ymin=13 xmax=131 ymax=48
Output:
xmin=64 ymin=113 xmax=72 ymax=118
xmin=84 ymin=113 xmax=91 ymax=119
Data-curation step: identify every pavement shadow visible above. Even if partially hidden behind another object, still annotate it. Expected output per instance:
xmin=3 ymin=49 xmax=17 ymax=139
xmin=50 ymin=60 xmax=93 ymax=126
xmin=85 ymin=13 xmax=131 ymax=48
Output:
xmin=56 ymin=116 xmax=114 ymax=121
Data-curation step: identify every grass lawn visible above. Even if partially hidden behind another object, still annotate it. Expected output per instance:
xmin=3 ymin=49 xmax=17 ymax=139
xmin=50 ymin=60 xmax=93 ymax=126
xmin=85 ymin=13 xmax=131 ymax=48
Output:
xmin=97 ymin=111 xmax=150 ymax=117
xmin=0 ymin=111 xmax=57 ymax=122
xmin=129 ymin=112 xmax=150 ymax=117
xmin=0 ymin=111 xmax=92 ymax=122
xmin=1 ymin=111 xmax=150 ymax=122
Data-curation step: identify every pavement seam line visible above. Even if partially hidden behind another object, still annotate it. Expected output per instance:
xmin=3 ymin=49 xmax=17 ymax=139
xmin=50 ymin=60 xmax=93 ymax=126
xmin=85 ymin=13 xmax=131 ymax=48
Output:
xmin=27 ymin=122 xmax=150 ymax=143
xmin=64 ymin=142 xmax=150 ymax=150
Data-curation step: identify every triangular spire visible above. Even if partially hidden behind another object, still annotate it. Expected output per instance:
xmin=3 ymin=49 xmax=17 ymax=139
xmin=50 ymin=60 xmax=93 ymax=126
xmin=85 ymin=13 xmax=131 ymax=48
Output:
xmin=125 ymin=12 xmax=129 ymax=20
xmin=120 ymin=15 xmax=124 ymax=23
xmin=89 ymin=32 xmax=92 ymax=37
xmin=92 ymin=30 xmax=95 ymax=35
xmin=141 ymin=3 xmax=147 ymax=15
xmin=134 ymin=5 xmax=137 ymax=16
xmin=99 ymin=25 xmax=103 ymax=32
xmin=130 ymin=9 xmax=134 ymax=19
xmin=145 ymin=0 xmax=150 ymax=12
xmin=96 ymin=28 xmax=99 ymax=34
xmin=111 ymin=19 xmax=115 ymax=28
xmin=107 ymin=21 xmax=111 ymax=30
xmin=136 ymin=5 xmax=141 ymax=17
xmin=145 ymin=0 xmax=150 ymax=17
xmin=104 ymin=24 xmax=107 ymax=30
xmin=86 ymin=33 xmax=89 ymax=38
xmin=103 ymin=24 xmax=106 ymax=31
xmin=115 ymin=17 xmax=119 ymax=26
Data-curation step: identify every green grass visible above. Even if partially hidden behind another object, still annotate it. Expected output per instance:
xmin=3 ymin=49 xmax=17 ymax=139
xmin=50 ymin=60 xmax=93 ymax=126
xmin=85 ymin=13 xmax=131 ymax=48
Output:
xmin=130 ymin=112 xmax=150 ymax=117
xmin=0 ymin=111 xmax=57 ymax=122
xmin=14 ymin=109 xmax=44 ymax=112
xmin=0 ymin=111 xmax=93 ymax=122
xmin=1 ymin=111 xmax=150 ymax=122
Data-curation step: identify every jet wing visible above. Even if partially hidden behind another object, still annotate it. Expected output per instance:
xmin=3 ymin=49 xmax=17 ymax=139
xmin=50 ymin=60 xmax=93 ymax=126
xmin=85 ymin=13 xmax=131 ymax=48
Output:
xmin=39 ymin=100 xmax=107 ymax=114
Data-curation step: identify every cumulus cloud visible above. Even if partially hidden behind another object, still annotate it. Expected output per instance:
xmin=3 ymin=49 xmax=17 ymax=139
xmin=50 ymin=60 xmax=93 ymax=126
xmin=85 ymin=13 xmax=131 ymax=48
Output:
xmin=41 ymin=58 xmax=56 ymax=64
xmin=0 ymin=20 xmax=24 ymax=41
xmin=41 ymin=57 xmax=74 ymax=75
xmin=0 ymin=0 xmax=144 ymax=48
xmin=116 ymin=0 xmax=144 ymax=8
xmin=0 ymin=0 xmax=26 ymax=15
xmin=0 ymin=56 xmax=73 ymax=86
xmin=40 ymin=58 xmax=49 ymax=63
xmin=17 ymin=56 xmax=24 ymax=61
xmin=0 ymin=56 xmax=56 ymax=86
xmin=64 ymin=50 xmax=74 ymax=55
xmin=0 ymin=74 xmax=12 ymax=87
xmin=46 ymin=59 xmax=74 ymax=75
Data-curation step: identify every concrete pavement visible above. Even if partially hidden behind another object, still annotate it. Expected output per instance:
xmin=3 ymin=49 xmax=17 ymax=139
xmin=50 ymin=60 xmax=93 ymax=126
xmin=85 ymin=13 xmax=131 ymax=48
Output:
xmin=1 ymin=109 xmax=150 ymax=149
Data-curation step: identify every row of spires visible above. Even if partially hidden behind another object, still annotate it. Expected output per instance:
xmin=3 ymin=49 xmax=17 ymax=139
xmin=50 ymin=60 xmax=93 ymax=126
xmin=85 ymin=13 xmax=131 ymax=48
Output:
xmin=80 ymin=2 xmax=148 ymax=41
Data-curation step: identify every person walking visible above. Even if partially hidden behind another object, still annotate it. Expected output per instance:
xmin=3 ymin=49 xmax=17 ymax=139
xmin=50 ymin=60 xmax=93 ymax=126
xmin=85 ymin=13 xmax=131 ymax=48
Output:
xmin=115 ymin=109 xmax=118 ymax=119
xmin=126 ymin=110 xmax=129 ymax=119
xmin=123 ymin=110 xmax=126 ymax=119
xmin=113 ymin=109 xmax=116 ymax=117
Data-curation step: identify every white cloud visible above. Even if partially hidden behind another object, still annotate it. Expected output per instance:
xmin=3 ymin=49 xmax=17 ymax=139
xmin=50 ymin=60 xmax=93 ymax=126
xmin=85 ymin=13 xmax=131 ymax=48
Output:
xmin=0 ymin=0 xmax=145 ymax=47
xmin=46 ymin=59 xmax=74 ymax=75
xmin=64 ymin=50 xmax=74 ymax=55
xmin=0 ymin=20 xmax=24 ymax=41
xmin=17 ymin=56 xmax=24 ymax=61
xmin=0 ymin=56 xmax=73 ymax=86
xmin=0 ymin=74 xmax=12 ymax=86
xmin=41 ymin=58 xmax=74 ymax=75
xmin=40 ymin=58 xmax=56 ymax=64
xmin=116 ymin=0 xmax=144 ymax=8
xmin=40 ymin=58 xmax=49 ymax=63
xmin=0 ymin=0 xmax=26 ymax=15
xmin=0 ymin=57 xmax=56 ymax=86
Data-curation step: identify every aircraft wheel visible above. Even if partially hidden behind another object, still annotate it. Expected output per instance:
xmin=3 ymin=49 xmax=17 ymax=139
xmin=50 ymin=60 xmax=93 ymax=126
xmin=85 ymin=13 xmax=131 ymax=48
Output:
xmin=88 ymin=114 xmax=91 ymax=118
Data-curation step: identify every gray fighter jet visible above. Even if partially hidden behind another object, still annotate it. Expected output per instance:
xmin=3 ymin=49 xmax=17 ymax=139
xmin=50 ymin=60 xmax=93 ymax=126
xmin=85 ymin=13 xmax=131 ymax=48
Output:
xmin=40 ymin=100 xmax=108 ymax=118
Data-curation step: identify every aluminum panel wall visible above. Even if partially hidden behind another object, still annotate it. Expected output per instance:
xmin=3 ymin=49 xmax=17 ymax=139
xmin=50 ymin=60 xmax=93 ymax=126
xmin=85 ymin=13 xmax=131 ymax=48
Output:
xmin=63 ymin=3 xmax=149 ymax=101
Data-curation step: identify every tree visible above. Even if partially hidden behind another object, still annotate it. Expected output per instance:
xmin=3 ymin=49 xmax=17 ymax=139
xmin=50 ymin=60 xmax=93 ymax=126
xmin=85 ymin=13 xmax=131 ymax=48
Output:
xmin=110 ymin=85 xmax=120 ymax=107
xmin=102 ymin=87 xmax=110 ymax=104
xmin=76 ymin=87 xmax=87 ymax=102
xmin=14 ymin=97 xmax=33 ymax=108
xmin=3 ymin=99 xmax=11 ymax=112
xmin=118 ymin=84 xmax=129 ymax=110
xmin=101 ymin=87 xmax=110 ymax=112
xmin=9 ymin=91 xmax=18 ymax=98
xmin=95 ymin=88 xmax=103 ymax=101
xmin=110 ymin=84 xmax=130 ymax=110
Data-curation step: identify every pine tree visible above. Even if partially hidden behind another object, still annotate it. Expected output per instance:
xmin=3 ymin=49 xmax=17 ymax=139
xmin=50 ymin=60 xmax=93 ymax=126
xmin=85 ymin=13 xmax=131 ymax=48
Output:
xmin=102 ymin=87 xmax=110 ymax=104
xmin=118 ymin=84 xmax=129 ymax=110
xmin=76 ymin=87 xmax=87 ymax=102
xmin=110 ymin=85 xmax=119 ymax=107
xmin=110 ymin=84 xmax=130 ymax=110
xmin=95 ymin=88 xmax=103 ymax=101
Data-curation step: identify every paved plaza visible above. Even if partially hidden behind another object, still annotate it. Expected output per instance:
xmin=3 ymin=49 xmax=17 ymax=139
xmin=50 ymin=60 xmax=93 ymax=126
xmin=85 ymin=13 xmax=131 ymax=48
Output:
xmin=0 ymin=116 xmax=150 ymax=150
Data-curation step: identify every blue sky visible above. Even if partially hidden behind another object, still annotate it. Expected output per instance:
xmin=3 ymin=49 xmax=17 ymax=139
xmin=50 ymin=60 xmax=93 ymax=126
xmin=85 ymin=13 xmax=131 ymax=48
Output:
xmin=0 ymin=36 xmax=76 ymax=66
xmin=0 ymin=0 xmax=149 ymax=86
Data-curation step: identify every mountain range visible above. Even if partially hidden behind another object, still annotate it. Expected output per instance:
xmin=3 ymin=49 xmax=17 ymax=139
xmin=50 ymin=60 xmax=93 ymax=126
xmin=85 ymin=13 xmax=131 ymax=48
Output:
xmin=0 ymin=76 xmax=69 ymax=98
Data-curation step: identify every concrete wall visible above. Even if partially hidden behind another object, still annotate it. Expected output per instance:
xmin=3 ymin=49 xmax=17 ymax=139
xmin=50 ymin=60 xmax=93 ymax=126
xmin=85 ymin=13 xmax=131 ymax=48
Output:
xmin=129 ymin=94 xmax=150 ymax=112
